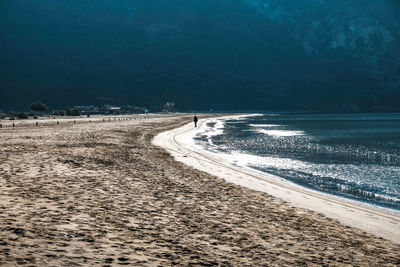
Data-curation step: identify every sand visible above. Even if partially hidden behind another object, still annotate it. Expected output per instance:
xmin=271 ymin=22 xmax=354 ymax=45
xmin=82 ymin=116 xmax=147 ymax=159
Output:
xmin=0 ymin=114 xmax=400 ymax=266
xmin=154 ymin=115 xmax=400 ymax=244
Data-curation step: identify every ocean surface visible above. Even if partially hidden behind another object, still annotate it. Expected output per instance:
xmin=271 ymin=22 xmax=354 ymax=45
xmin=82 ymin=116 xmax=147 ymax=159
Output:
xmin=193 ymin=113 xmax=400 ymax=211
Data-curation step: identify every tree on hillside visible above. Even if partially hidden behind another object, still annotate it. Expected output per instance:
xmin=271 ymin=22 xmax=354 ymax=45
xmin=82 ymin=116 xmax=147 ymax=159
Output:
xmin=30 ymin=102 xmax=47 ymax=112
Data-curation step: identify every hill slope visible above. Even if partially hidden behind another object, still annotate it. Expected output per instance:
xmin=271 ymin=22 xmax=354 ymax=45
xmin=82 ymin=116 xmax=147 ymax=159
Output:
xmin=0 ymin=0 xmax=399 ymax=111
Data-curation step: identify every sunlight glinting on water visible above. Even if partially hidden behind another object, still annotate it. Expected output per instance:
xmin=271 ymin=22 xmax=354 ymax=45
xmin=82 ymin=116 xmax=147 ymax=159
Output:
xmin=193 ymin=114 xmax=400 ymax=211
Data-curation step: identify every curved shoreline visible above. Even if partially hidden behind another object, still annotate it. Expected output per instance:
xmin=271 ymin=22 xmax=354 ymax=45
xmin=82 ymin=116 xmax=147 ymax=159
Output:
xmin=1 ymin=114 xmax=400 ymax=265
xmin=153 ymin=115 xmax=400 ymax=244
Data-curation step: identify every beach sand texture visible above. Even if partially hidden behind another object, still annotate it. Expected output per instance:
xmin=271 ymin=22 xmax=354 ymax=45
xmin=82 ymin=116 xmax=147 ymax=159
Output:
xmin=154 ymin=116 xmax=400 ymax=244
xmin=0 ymin=115 xmax=399 ymax=266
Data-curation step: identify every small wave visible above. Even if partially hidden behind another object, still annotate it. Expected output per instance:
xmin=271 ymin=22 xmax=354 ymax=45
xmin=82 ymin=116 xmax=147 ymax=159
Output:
xmin=248 ymin=123 xmax=304 ymax=136
xmin=190 ymin=113 xmax=400 ymax=211
xmin=227 ymin=114 xmax=264 ymax=121
xmin=195 ymin=119 xmax=225 ymax=147
xmin=249 ymin=124 xmax=281 ymax=128
xmin=337 ymin=185 xmax=400 ymax=202
xmin=257 ymin=129 xmax=305 ymax=137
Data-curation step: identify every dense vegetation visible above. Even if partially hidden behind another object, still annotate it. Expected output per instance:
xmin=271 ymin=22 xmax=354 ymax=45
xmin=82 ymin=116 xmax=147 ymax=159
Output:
xmin=0 ymin=0 xmax=399 ymax=112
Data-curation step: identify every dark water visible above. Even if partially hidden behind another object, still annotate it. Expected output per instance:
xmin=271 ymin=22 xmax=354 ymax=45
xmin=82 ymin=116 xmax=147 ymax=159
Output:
xmin=194 ymin=113 xmax=400 ymax=211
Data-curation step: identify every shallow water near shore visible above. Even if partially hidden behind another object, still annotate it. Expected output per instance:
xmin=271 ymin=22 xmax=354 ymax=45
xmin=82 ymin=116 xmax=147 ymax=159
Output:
xmin=194 ymin=113 xmax=400 ymax=211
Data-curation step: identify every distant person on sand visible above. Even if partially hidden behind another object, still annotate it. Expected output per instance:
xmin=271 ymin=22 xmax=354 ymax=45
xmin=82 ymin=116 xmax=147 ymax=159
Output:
xmin=194 ymin=116 xmax=198 ymax=127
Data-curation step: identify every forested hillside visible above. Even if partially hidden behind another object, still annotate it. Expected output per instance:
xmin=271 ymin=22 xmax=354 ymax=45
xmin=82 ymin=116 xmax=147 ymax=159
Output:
xmin=1 ymin=0 xmax=399 ymax=111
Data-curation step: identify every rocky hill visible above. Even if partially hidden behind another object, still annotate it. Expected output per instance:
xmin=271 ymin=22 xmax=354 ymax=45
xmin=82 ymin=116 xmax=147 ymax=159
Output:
xmin=1 ymin=0 xmax=399 ymax=111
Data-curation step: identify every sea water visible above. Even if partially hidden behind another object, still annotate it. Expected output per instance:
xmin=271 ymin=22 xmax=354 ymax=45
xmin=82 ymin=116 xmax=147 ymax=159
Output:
xmin=193 ymin=113 xmax=400 ymax=211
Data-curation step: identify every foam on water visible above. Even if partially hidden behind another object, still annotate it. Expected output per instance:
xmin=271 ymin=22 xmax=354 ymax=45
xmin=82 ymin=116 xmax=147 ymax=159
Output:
xmin=249 ymin=123 xmax=304 ymax=136
xmin=257 ymin=129 xmax=304 ymax=137
xmin=192 ymin=113 xmax=400 ymax=211
xmin=198 ymin=119 xmax=225 ymax=146
xmin=249 ymin=124 xmax=281 ymax=127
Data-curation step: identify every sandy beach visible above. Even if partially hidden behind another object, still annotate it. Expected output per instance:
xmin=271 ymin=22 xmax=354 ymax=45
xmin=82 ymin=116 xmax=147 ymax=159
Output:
xmin=1 ymin=114 xmax=400 ymax=266
xmin=154 ymin=115 xmax=400 ymax=244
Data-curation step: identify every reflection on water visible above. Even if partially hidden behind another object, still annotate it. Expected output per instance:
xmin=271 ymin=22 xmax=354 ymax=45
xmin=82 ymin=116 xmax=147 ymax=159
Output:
xmin=256 ymin=129 xmax=305 ymax=137
xmin=194 ymin=114 xmax=400 ymax=211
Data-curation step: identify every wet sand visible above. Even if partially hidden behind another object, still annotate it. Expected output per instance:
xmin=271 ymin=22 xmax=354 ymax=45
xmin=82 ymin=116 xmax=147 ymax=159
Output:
xmin=0 ymin=114 xmax=400 ymax=266
xmin=154 ymin=116 xmax=400 ymax=244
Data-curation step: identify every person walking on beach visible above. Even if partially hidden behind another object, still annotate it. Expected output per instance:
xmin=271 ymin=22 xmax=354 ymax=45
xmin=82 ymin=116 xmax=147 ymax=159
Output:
xmin=194 ymin=115 xmax=198 ymax=127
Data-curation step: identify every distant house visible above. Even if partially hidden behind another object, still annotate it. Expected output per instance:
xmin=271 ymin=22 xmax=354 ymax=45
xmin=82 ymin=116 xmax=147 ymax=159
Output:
xmin=101 ymin=105 xmax=122 ymax=115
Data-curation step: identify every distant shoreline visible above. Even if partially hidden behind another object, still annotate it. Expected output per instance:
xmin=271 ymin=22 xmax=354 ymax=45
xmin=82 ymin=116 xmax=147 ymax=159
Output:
xmin=154 ymin=114 xmax=400 ymax=244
